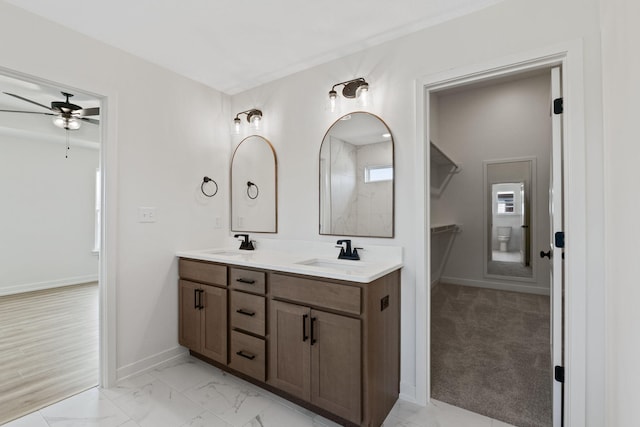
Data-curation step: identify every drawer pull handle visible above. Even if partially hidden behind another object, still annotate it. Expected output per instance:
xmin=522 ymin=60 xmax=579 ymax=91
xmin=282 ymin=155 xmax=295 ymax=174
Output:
xmin=310 ymin=317 xmax=317 ymax=345
xmin=236 ymin=278 xmax=256 ymax=284
xmin=236 ymin=350 xmax=256 ymax=360
xmin=302 ymin=314 xmax=309 ymax=342
xmin=236 ymin=308 xmax=256 ymax=317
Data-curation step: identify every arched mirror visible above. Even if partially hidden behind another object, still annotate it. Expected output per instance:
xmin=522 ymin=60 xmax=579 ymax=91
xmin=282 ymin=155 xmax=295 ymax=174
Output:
xmin=231 ymin=135 xmax=277 ymax=233
xmin=319 ymin=112 xmax=394 ymax=237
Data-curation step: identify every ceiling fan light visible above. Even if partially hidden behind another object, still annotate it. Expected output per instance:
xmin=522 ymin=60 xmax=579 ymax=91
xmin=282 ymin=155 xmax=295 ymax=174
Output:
xmin=53 ymin=116 xmax=81 ymax=130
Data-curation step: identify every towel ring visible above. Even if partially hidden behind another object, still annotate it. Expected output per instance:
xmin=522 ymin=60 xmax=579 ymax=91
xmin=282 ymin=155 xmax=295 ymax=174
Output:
xmin=247 ymin=181 xmax=259 ymax=200
xmin=201 ymin=176 xmax=218 ymax=197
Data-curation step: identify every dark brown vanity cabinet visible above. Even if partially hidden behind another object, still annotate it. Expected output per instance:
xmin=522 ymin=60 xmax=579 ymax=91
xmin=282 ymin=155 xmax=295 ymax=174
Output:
xmin=178 ymin=257 xmax=400 ymax=427
xmin=269 ymin=271 xmax=400 ymax=427
xmin=270 ymin=299 xmax=361 ymax=423
xmin=228 ymin=267 xmax=267 ymax=381
xmin=178 ymin=259 xmax=227 ymax=364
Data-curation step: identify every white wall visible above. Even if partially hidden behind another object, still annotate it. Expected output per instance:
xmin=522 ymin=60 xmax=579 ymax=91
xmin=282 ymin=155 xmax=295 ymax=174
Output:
xmin=600 ymin=0 xmax=640 ymax=425
xmin=230 ymin=0 xmax=604 ymax=419
xmin=0 ymin=2 xmax=229 ymax=378
xmin=0 ymin=133 xmax=99 ymax=295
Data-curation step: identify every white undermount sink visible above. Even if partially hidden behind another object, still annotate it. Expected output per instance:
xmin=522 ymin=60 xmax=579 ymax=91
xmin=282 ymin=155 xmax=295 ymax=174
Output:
xmin=204 ymin=249 xmax=245 ymax=256
xmin=295 ymin=258 xmax=369 ymax=273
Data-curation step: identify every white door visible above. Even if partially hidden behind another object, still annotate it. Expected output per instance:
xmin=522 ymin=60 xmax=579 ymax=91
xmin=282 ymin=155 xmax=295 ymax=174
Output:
xmin=549 ymin=66 xmax=565 ymax=427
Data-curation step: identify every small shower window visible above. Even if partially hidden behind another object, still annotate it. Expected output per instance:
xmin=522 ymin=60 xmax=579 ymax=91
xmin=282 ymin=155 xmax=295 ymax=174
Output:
xmin=365 ymin=165 xmax=393 ymax=183
xmin=497 ymin=191 xmax=515 ymax=214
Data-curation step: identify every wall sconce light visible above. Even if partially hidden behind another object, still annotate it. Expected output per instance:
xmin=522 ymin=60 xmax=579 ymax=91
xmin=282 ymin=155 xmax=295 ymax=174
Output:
xmin=328 ymin=77 xmax=371 ymax=112
xmin=233 ymin=109 xmax=263 ymax=134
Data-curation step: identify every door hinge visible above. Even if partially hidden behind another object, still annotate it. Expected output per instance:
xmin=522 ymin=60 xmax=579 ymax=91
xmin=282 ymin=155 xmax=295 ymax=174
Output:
xmin=553 ymin=97 xmax=564 ymax=114
xmin=555 ymin=231 xmax=565 ymax=248
xmin=555 ymin=365 xmax=565 ymax=383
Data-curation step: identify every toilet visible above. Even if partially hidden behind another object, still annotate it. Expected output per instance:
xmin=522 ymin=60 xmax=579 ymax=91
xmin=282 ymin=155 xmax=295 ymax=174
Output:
xmin=497 ymin=226 xmax=512 ymax=252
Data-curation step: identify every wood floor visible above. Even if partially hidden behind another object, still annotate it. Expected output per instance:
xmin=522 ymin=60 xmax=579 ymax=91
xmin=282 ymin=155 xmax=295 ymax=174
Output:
xmin=0 ymin=282 xmax=98 ymax=425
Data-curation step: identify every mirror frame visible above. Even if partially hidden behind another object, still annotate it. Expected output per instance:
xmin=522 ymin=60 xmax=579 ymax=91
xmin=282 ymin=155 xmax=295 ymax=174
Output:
xmin=318 ymin=111 xmax=395 ymax=238
xmin=230 ymin=135 xmax=278 ymax=233
xmin=482 ymin=157 xmax=537 ymax=283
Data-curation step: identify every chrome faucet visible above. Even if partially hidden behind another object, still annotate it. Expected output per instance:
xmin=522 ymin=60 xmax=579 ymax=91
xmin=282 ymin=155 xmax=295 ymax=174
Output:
xmin=336 ymin=239 xmax=361 ymax=260
xmin=234 ymin=234 xmax=255 ymax=250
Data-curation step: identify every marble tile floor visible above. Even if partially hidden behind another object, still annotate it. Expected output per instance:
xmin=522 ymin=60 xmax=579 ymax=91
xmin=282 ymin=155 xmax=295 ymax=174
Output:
xmin=4 ymin=356 xmax=514 ymax=427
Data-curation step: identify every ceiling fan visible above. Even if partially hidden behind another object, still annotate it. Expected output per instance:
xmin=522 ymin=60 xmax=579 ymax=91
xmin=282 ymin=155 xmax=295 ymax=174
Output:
xmin=0 ymin=91 xmax=99 ymax=130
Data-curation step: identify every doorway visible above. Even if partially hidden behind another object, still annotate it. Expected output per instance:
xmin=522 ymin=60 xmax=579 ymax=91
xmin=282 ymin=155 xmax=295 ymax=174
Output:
xmin=0 ymin=69 xmax=103 ymax=423
xmin=415 ymin=42 xmax=588 ymax=426
xmin=428 ymin=69 xmax=555 ymax=426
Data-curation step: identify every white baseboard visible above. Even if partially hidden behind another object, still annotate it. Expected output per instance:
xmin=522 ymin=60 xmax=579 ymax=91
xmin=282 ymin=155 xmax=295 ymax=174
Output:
xmin=0 ymin=274 xmax=99 ymax=296
xmin=116 ymin=346 xmax=189 ymax=382
xmin=399 ymin=382 xmax=418 ymax=404
xmin=439 ymin=276 xmax=550 ymax=295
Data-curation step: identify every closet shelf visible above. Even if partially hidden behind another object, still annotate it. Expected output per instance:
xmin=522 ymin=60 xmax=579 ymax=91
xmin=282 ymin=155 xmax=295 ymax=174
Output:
xmin=430 ymin=141 xmax=459 ymax=171
xmin=430 ymin=141 xmax=460 ymax=196
xmin=430 ymin=224 xmax=459 ymax=234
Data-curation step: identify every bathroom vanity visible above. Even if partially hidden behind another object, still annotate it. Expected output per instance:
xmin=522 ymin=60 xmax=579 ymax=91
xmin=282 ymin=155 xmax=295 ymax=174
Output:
xmin=176 ymin=247 xmax=401 ymax=427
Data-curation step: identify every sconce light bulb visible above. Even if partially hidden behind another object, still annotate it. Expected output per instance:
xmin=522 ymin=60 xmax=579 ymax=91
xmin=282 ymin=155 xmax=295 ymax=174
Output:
xmin=233 ymin=117 xmax=241 ymax=135
xmin=356 ymin=83 xmax=370 ymax=107
xmin=328 ymin=90 xmax=338 ymax=113
xmin=250 ymin=114 xmax=261 ymax=130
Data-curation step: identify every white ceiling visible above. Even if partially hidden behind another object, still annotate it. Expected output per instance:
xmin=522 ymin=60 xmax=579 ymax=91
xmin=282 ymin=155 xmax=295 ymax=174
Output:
xmin=5 ymin=0 xmax=504 ymax=95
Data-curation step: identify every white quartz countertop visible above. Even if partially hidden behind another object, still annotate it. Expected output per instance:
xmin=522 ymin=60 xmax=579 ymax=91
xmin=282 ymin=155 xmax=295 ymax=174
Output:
xmin=176 ymin=244 xmax=402 ymax=283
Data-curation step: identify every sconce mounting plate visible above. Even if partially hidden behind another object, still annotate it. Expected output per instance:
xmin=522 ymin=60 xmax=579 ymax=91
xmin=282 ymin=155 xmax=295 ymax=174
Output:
xmin=342 ymin=80 xmax=364 ymax=98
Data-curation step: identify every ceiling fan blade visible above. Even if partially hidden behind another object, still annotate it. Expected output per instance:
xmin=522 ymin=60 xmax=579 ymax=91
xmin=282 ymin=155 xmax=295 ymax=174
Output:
xmin=0 ymin=109 xmax=55 ymax=116
xmin=75 ymin=107 xmax=100 ymax=117
xmin=80 ymin=117 xmax=100 ymax=125
xmin=3 ymin=92 xmax=54 ymax=111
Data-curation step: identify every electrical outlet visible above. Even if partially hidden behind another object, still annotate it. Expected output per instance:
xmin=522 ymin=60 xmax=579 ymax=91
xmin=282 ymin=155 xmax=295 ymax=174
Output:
xmin=138 ymin=207 xmax=157 ymax=223
xmin=214 ymin=217 xmax=222 ymax=229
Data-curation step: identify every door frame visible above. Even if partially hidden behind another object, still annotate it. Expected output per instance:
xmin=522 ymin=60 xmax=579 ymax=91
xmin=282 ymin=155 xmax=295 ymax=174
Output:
xmin=0 ymin=65 xmax=117 ymax=388
xmin=414 ymin=40 xmax=586 ymax=425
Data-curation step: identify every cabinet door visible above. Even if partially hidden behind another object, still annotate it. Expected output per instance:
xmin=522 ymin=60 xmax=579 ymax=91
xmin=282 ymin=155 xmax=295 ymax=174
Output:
xmin=269 ymin=300 xmax=311 ymax=400
xmin=200 ymin=285 xmax=227 ymax=364
xmin=310 ymin=309 xmax=361 ymax=424
xmin=178 ymin=280 xmax=201 ymax=350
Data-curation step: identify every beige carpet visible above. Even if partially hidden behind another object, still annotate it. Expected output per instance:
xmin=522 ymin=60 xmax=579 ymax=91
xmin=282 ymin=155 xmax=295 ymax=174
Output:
xmin=431 ymin=283 xmax=551 ymax=427
xmin=0 ymin=282 xmax=99 ymax=425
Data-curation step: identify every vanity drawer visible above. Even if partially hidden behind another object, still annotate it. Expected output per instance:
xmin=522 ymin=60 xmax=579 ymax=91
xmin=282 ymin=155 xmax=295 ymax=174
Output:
xmin=229 ymin=267 xmax=266 ymax=294
xmin=271 ymin=273 xmax=361 ymax=315
xmin=230 ymin=291 xmax=265 ymax=336
xmin=179 ymin=259 xmax=227 ymax=286
xmin=229 ymin=330 xmax=265 ymax=382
